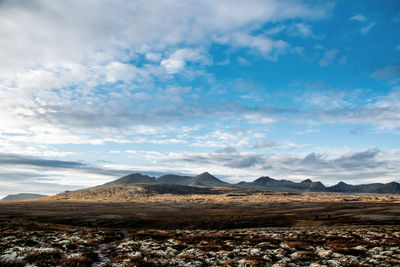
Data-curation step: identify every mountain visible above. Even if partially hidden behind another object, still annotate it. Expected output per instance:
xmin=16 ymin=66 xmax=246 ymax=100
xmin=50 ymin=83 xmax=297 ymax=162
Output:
xmin=190 ymin=172 xmax=229 ymax=187
xmin=157 ymin=174 xmax=193 ymax=186
xmin=97 ymin=172 xmax=399 ymax=194
xmin=327 ymin=181 xmax=400 ymax=194
xmin=100 ymin=173 xmax=156 ymax=187
xmin=98 ymin=172 xmax=228 ymax=188
xmin=327 ymin=181 xmax=356 ymax=193
xmin=236 ymin=176 xmax=326 ymax=192
xmin=1 ymin=193 xmax=48 ymax=201
xmin=149 ymin=172 xmax=228 ymax=187
xmin=299 ymin=179 xmax=326 ymax=191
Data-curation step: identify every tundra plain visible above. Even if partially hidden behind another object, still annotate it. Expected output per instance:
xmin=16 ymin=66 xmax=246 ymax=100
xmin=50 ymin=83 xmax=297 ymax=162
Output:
xmin=1 ymin=188 xmax=400 ymax=266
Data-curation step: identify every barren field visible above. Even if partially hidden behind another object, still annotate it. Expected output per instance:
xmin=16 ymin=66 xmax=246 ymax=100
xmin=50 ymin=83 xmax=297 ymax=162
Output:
xmin=1 ymin=191 xmax=400 ymax=228
xmin=1 ymin=191 xmax=400 ymax=266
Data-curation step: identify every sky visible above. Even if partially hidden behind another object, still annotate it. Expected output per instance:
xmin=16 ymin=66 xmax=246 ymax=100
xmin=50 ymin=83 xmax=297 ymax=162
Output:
xmin=0 ymin=0 xmax=400 ymax=197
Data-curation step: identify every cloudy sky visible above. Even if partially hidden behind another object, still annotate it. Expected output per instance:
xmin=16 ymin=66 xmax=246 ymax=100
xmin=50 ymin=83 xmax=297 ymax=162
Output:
xmin=0 ymin=0 xmax=399 ymax=197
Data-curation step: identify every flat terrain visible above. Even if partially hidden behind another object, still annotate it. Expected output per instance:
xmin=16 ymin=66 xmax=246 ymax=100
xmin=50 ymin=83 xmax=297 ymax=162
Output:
xmin=1 ymin=191 xmax=400 ymax=228
xmin=1 ymin=191 xmax=400 ymax=266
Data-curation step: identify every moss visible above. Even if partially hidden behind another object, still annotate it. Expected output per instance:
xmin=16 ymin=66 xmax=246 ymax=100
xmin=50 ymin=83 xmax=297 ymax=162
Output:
xmin=63 ymin=256 xmax=93 ymax=267
xmin=331 ymin=247 xmax=366 ymax=256
xmin=25 ymin=250 xmax=63 ymax=266
xmin=81 ymin=249 xmax=99 ymax=262
xmin=0 ymin=261 xmax=25 ymax=267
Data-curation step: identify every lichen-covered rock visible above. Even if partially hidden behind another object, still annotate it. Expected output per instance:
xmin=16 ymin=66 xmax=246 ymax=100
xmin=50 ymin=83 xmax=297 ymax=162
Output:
xmin=1 ymin=222 xmax=400 ymax=267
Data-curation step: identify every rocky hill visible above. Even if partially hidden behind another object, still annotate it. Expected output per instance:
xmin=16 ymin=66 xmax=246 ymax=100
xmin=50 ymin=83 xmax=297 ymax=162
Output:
xmin=50 ymin=183 xmax=230 ymax=202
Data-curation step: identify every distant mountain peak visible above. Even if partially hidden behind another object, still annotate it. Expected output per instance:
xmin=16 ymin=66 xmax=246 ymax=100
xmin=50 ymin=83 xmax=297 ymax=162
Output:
xmin=196 ymin=172 xmax=215 ymax=178
xmin=1 ymin=193 xmax=48 ymax=201
xmin=193 ymin=172 xmax=227 ymax=186
xmin=92 ymin=172 xmax=400 ymax=195
xmin=100 ymin=173 xmax=156 ymax=187
xmin=254 ymin=176 xmax=275 ymax=184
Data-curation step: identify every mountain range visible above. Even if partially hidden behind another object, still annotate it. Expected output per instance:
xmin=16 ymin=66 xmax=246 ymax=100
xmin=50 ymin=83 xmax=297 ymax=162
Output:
xmin=103 ymin=172 xmax=228 ymax=188
xmin=1 ymin=193 xmax=48 ymax=201
xmin=97 ymin=172 xmax=400 ymax=194
xmin=3 ymin=173 xmax=399 ymax=201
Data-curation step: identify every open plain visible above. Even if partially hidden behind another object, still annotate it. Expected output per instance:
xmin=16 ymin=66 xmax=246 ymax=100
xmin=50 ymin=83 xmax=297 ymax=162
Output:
xmin=1 ymin=190 xmax=400 ymax=266
xmin=1 ymin=189 xmax=400 ymax=228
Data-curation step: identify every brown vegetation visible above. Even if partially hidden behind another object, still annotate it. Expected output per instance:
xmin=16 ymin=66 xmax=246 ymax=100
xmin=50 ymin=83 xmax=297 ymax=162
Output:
xmin=1 ymin=190 xmax=400 ymax=266
xmin=0 ymin=190 xmax=399 ymax=229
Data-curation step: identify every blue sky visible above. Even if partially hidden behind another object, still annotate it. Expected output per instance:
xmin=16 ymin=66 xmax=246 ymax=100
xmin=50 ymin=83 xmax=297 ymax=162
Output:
xmin=0 ymin=0 xmax=399 ymax=197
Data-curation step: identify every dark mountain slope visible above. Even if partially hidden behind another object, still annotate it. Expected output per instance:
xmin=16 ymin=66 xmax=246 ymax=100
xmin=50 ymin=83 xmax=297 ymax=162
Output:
xmin=96 ymin=172 xmax=399 ymax=194
xmin=156 ymin=172 xmax=228 ymax=187
xmin=236 ymin=176 xmax=326 ymax=192
xmin=101 ymin=173 xmax=156 ymax=187
xmin=157 ymin=174 xmax=193 ymax=186
xmin=327 ymin=181 xmax=400 ymax=194
xmin=189 ymin=172 xmax=229 ymax=187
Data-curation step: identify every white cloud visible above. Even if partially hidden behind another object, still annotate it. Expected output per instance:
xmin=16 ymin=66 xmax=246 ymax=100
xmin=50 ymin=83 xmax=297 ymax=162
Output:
xmin=295 ymin=128 xmax=320 ymax=135
xmin=319 ymin=49 xmax=340 ymax=66
xmin=350 ymin=14 xmax=375 ymax=35
xmin=265 ymin=25 xmax=286 ymax=35
xmin=192 ymin=130 xmax=248 ymax=148
xmin=104 ymin=61 xmax=138 ymax=83
xmin=0 ymin=0 xmax=332 ymax=73
xmin=220 ymin=32 xmax=289 ymax=59
xmin=244 ymin=114 xmax=276 ymax=124
xmin=161 ymin=48 xmax=208 ymax=73
xmin=371 ymin=64 xmax=400 ymax=80
xmin=289 ymin=23 xmax=316 ymax=38
xmin=350 ymin=14 xmax=367 ymax=22
xmin=299 ymin=89 xmax=355 ymax=108
xmin=237 ymin=57 xmax=251 ymax=65
xmin=361 ymin=22 xmax=376 ymax=35
xmin=0 ymin=0 xmax=333 ymax=146
xmin=145 ymin=52 xmax=161 ymax=62
xmin=252 ymin=140 xmax=279 ymax=149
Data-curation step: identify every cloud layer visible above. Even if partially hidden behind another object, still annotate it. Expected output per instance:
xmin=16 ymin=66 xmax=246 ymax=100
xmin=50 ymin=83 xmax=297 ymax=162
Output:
xmin=0 ymin=1 xmax=399 ymax=196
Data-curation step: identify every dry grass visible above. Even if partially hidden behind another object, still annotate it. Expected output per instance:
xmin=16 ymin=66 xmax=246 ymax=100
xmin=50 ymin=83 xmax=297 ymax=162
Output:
xmin=36 ymin=184 xmax=400 ymax=204
xmin=1 ymin=191 xmax=400 ymax=230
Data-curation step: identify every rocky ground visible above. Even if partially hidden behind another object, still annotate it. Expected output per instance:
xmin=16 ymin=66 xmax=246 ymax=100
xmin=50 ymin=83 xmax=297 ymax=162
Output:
xmin=1 ymin=220 xmax=400 ymax=266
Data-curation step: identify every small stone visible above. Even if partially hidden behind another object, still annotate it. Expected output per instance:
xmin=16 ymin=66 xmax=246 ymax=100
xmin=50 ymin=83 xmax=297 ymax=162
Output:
xmin=316 ymin=247 xmax=332 ymax=258
xmin=353 ymin=245 xmax=367 ymax=251
xmin=185 ymin=261 xmax=203 ymax=267
xmin=263 ymin=255 xmax=271 ymax=261
xmin=327 ymin=259 xmax=340 ymax=266
xmin=249 ymin=248 xmax=261 ymax=256
xmin=238 ymin=259 xmax=252 ymax=267
xmin=132 ymin=251 xmax=142 ymax=258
